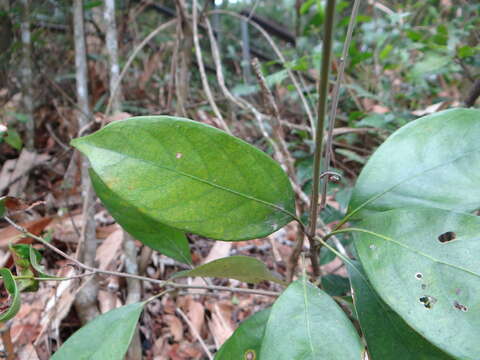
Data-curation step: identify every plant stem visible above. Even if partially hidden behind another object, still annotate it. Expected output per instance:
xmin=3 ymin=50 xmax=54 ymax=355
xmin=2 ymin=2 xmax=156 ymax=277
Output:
xmin=320 ymin=0 xmax=361 ymax=208
xmin=307 ymin=0 xmax=337 ymax=278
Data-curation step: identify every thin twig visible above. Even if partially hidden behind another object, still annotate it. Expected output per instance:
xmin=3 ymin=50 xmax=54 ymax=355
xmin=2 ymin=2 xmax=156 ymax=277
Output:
xmin=3 ymin=217 xmax=280 ymax=297
xmin=176 ymin=308 xmax=213 ymax=360
xmin=192 ymin=0 xmax=230 ymax=133
xmin=208 ymin=10 xmax=316 ymax=135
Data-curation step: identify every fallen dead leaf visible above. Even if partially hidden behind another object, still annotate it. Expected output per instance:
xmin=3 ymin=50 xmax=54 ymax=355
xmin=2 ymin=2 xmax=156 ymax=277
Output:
xmin=186 ymin=298 xmax=205 ymax=336
xmin=0 ymin=217 xmax=52 ymax=248
xmin=95 ymin=226 xmax=122 ymax=270
xmin=164 ymin=314 xmax=184 ymax=342
xmin=207 ymin=302 xmax=234 ymax=349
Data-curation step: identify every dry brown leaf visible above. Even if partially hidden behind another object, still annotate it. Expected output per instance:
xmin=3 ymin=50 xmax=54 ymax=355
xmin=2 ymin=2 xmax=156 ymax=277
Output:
xmin=17 ymin=343 xmax=40 ymax=360
xmin=165 ymin=314 xmax=184 ymax=342
xmin=95 ymin=226 xmax=122 ymax=270
xmin=0 ymin=217 xmax=52 ymax=248
xmin=186 ymin=299 xmax=205 ymax=336
xmin=207 ymin=302 xmax=234 ymax=349
xmin=98 ymin=289 xmax=122 ymax=314
xmin=372 ymin=104 xmax=390 ymax=114
xmin=5 ymin=150 xmax=50 ymax=196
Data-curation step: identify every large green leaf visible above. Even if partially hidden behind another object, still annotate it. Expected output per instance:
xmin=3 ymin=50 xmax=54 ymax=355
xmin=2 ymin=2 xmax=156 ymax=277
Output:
xmin=259 ymin=277 xmax=364 ymax=360
xmin=89 ymin=169 xmax=191 ymax=264
xmin=51 ymin=302 xmax=144 ymax=360
xmin=171 ymin=256 xmax=286 ymax=285
xmin=0 ymin=268 xmax=21 ymax=322
xmin=215 ymin=308 xmax=270 ymax=359
xmin=354 ymin=208 xmax=480 ymax=359
xmin=72 ymin=116 xmax=295 ymax=241
xmin=348 ymin=261 xmax=453 ymax=360
xmin=349 ymin=108 xmax=480 ymax=218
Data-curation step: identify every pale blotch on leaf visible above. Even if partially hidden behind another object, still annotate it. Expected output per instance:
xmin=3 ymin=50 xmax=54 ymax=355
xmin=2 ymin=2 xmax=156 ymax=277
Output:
xmin=244 ymin=350 xmax=256 ymax=360
xmin=176 ymin=152 xmax=183 ymax=159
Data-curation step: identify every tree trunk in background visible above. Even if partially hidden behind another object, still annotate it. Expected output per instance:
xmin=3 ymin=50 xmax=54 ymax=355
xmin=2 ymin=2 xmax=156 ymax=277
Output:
xmin=73 ymin=0 xmax=100 ymax=325
xmin=104 ymin=1 xmax=142 ymax=358
xmin=241 ymin=19 xmax=251 ymax=83
xmin=0 ymin=0 xmax=12 ymax=89
xmin=175 ymin=0 xmax=193 ymax=117
xmin=20 ymin=0 xmax=34 ymax=150
xmin=105 ymin=0 xmax=122 ymax=113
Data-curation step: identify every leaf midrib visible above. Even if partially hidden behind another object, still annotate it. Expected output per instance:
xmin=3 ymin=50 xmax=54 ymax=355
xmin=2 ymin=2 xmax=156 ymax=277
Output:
xmin=83 ymin=143 xmax=296 ymax=220
xmin=347 ymin=146 xmax=480 ymax=221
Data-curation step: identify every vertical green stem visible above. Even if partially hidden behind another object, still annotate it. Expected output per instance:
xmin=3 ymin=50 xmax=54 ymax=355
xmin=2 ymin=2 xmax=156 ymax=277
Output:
xmin=307 ymin=0 xmax=336 ymax=277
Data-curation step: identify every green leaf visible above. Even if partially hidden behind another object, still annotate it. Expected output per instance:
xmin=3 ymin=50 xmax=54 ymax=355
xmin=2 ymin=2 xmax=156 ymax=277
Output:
xmin=171 ymin=256 xmax=286 ymax=285
xmin=259 ymin=277 xmax=363 ymax=360
xmin=29 ymin=246 xmax=59 ymax=279
xmin=321 ymin=274 xmax=350 ymax=296
xmin=51 ymin=302 xmax=144 ymax=360
xmin=73 ymin=116 xmax=295 ymax=241
xmin=10 ymin=244 xmax=39 ymax=292
xmin=0 ymin=268 xmax=21 ymax=322
xmin=354 ymin=208 xmax=480 ymax=359
xmin=5 ymin=129 xmax=22 ymax=150
xmin=215 ymin=308 xmax=270 ymax=359
xmin=349 ymin=109 xmax=480 ymax=219
xmin=89 ymin=169 xmax=191 ymax=264
xmin=0 ymin=197 xmax=5 ymax=217
xmin=348 ymin=261 xmax=453 ymax=360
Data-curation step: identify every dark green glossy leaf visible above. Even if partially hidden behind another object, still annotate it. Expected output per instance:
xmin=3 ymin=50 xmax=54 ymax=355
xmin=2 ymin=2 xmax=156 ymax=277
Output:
xmin=171 ymin=256 xmax=286 ymax=285
xmin=215 ymin=308 xmax=270 ymax=359
xmin=354 ymin=208 xmax=480 ymax=359
xmin=321 ymin=274 xmax=350 ymax=296
xmin=89 ymin=169 xmax=191 ymax=264
xmin=259 ymin=277 xmax=363 ymax=359
xmin=0 ymin=268 xmax=21 ymax=322
xmin=349 ymin=108 xmax=480 ymax=218
xmin=72 ymin=116 xmax=295 ymax=241
xmin=51 ymin=302 xmax=144 ymax=360
xmin=348 ymin=261 xmax=453 ymax=360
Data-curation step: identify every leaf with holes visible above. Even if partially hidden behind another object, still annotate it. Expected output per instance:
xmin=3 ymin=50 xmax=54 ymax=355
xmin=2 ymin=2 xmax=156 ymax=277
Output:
xmin=348 ymin=261 xmax=454 ymax=360
xmin=354 ymin=208 xmax=480 ymax=359
xmin=72 ymin=116 xmax=295 ymax=240
xmin=89 ymin=169 xmax=191 ymax=264
xmin=171 ymin=256 xmax=286 ymax=285
xmin=348 ymin=108 xmax=480 ymax=219
xmin=0 ymin=268 xmax=21 ymax=322
xmin=51 ymin=302 xmax=144 ymax=360
xmin=215 ymin=308 xmax=270 ymax=359
xmin=258 ymin=277 xmax=363 ymax=360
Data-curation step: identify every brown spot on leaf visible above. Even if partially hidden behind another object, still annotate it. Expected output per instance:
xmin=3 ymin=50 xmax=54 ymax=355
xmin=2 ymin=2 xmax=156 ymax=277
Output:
xmin=453 ymin=301 xmax=468 ymax=312
xmin=419 ymin=295 xmax=437 ymax=309
xmin=438 ymin=231 xmax=456 ymax=243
